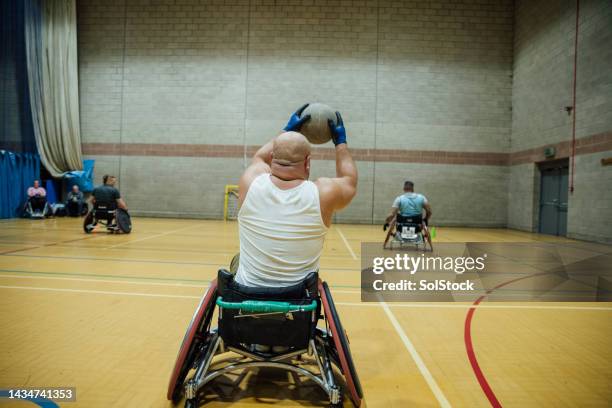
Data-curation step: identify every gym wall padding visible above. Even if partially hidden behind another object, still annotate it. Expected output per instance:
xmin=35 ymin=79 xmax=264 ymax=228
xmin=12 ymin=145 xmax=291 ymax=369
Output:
xmin=0 ymin=151 xmax=41 ymax=219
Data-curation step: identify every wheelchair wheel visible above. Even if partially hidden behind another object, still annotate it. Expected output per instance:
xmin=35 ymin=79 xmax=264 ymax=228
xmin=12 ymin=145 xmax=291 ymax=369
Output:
xmin=83 ymin=212 xmax=95 ymax=233
xmin=116 ymin=208 xmax=132 ymax=233
xmin=167 ymin=280 xmax=218 ymax=402
xmin=319 ymin=281 xmax=363 ymax=407
xmin=184 ymin=398 xmax=198 ymax=408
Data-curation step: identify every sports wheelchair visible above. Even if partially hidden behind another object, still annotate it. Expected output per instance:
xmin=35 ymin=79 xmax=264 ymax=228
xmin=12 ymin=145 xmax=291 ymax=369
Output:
xmin=384 ymin=214 xmax=433 ymax=251
xmin=24 ymin=197 xmax=52 ymax=219
xmin=83 ymin=204 xmax=131 ymax=234
xmin=167 ymin=270 xmax=363 ymax=407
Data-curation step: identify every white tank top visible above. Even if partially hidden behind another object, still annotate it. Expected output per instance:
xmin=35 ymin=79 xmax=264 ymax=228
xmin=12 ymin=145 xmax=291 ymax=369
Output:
xmin=235 ymin=173 xmax=328 ymax=287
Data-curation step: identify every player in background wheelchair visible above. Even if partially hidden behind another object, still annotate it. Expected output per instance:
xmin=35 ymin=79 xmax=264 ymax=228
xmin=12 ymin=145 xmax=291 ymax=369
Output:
xmin=383 ymin=180 xmax=433 ymax=251
xmin=24 ymin=180 xmax=52 ymax=219
xmin=83 ymin=175 xmax=131 ymax=234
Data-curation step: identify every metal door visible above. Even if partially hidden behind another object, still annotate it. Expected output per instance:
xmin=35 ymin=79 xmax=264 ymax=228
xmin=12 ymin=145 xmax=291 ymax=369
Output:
xmin=539 ymin=163 xmax=569 ymax=236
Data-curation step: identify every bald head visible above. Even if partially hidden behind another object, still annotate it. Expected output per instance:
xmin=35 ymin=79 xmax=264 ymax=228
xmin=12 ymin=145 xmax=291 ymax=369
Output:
xmin=272 ymin=132 xmax=311 ymax=165
xmin=269 ymin=132 xmax=311 ymax=181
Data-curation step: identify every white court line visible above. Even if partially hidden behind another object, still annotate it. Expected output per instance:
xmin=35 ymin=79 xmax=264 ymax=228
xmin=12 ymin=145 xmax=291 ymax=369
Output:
xmin=335 ymin=225 xmax=600 ymax=406
xmin=0 ymin=285 xmax=200 ymax=299
xmin=379 ymin=299 xmax=452 ymax=408
xmin=327 ymin=289 xmax=361 ymax=294
xmin=0 ymin=274 xmax=360 ymax=293
xmin=105 ymin=224 xmax=200 ymax=249
xmin=0 ymin=274 xmax=206 ymax=288
xmin=336 ymin=227 xmax=357 ymax=260
xmin=0 ymin=279 xmax=609 ymax=311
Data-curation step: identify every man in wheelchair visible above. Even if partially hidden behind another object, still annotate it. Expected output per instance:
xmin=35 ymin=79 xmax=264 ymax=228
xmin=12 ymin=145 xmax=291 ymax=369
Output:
xmin=383 ymin=180 xmax=433 ymax=251
xmin=25 ymin=180 xmax=51 ymax=218
xmin=167 ymin=105 xmax=363 ymax=407
xmin=83 ymin=175 xmax=131 ymax=233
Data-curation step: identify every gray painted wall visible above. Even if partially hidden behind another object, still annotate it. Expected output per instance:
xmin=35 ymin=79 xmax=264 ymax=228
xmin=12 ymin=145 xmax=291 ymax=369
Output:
xmin=510 ymin=0 xmax=612 ymax=243
xmin=78 ymin=0 xmax=611 ymax=243
xmin=78 ymin=0 xmax=513 ymax=223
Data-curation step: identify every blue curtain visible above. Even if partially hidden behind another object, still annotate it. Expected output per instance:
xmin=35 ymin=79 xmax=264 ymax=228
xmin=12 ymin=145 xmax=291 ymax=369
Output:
xmin=1 ymin=0 xmax=36 ymax=153
xmin=0 ymin=150 xmax=40 ymax=218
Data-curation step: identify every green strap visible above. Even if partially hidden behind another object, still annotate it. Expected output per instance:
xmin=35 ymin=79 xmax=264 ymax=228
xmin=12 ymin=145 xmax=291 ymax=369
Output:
xmin=216 ymin=297 xmax=317 ymax=313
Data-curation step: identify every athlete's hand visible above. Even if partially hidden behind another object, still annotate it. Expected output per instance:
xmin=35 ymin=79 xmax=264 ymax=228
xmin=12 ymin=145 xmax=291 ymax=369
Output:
xmin=283 ymin=103 xmax=311 ymax=132
xmin=328 ymin=111 xmax=346 ymax=145
xmin=383 ymin=223 xmax=389 ymax=231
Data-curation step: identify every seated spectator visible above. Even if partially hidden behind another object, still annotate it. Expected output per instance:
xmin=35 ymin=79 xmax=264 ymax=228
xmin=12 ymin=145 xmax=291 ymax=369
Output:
xmin=27 ymin=180 xmax=47 ymax=213
xmin=65 ymin=184 xmax=85 ymax=216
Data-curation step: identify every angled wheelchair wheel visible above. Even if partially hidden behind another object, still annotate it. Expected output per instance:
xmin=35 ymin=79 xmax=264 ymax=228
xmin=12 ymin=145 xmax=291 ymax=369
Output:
xmin=319 ymin=280 xmax=363 ymax=407
xmin=116 ymin=208 xmax=132 ymax=233
xmin=167 ymin=280 xmax=218 ymax=402
xmin=83 ymin=212 xmax=95 ymax=233
xmin=383 ymin=224 xmax=394 ymax=249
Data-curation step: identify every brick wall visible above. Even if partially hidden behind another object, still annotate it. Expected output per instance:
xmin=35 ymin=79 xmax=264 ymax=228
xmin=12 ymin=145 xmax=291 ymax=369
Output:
xmin=510 ymin=0 xmax=612 ymax=243
xmin=78 ymin=0 xmax=515 ymax=222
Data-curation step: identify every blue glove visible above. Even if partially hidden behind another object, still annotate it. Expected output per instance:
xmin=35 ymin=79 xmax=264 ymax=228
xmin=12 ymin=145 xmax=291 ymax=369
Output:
xmin=328 ymin=111 xmax=347 ymax=145
xmin=283 ymin=103 xmax=311 ymax=132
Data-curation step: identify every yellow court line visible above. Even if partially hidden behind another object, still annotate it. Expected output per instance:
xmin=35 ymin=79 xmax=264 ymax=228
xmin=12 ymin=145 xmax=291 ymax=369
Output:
xmin=105 ymin=224 xmax=202 ymax=249
xmin=0 ymin=274 xmax=361 ymax=293
xmin=0 ymin=274 xmax=206 ymax=288
xmin=1 ymin=284 xmax=610 ymax=312
xmin=0 ymin=285 xmax=200 ymax=299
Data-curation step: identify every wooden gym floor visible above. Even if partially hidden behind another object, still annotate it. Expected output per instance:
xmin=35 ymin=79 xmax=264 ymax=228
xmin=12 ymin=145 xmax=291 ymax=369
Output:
xmin=0 ymin=217 xmax=610 ymax=407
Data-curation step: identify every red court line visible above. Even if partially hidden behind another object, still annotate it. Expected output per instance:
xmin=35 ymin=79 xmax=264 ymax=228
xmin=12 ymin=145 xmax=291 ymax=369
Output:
xmin=464 ymin=273 xmax=548 ymax=408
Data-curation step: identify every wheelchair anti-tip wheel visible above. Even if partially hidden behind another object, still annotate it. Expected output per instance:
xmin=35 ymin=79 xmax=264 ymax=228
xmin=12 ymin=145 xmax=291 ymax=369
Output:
xmin=320 ymin=280 xmax=363 ymax=407
xmin=167 ymin=280 xmax=218 ymax=403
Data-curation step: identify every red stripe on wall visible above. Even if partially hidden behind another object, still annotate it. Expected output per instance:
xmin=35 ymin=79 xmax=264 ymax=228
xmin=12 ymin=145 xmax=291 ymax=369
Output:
xmin=81 ymin=131 xmax=612 ymax=166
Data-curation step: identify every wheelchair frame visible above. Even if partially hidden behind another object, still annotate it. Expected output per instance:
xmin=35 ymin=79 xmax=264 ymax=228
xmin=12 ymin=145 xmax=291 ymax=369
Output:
xmin=24 ymin=199 xmax=51 ymax=219
xmin=167 ymin=274 xmax=363 ymax=408
xmin=83 ymin=206 xmax=131 ymax=234
xmin=384 ymin=216 xmax=433 ymax=251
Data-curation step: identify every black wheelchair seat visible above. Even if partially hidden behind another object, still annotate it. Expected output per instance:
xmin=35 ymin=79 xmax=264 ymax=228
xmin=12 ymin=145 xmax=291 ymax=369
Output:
xmin=217 ymin=270 xmax=319 ymax=349
xmin=384 ymin=213 xmax=433 ymax=251
xmin=396 ymin=214 xmax=423 ymax=233
xmin=95 ymin=205 xmax=116 ymax=222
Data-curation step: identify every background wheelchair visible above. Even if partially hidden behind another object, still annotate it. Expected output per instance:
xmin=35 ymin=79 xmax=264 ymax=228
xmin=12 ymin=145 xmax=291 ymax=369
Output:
xmin=83 ymin=204 xmax=131 ymax=234
xmin=23 ymin=197 xmax=52 ymax=219
xmin=167 ymin=270 xmax=363 ymax=407
xmin=384 ymin=214 xmax=433 ymax=251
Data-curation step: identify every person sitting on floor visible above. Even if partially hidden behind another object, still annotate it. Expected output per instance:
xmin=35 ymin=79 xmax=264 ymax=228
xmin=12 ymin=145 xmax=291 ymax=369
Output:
xmin=65 ymin=184 xmax=85 ymax=217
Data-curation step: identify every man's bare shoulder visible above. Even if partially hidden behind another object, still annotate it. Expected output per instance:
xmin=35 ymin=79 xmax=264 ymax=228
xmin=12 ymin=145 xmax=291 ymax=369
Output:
xmin=314 ymin=177 xmax=339 ymax=194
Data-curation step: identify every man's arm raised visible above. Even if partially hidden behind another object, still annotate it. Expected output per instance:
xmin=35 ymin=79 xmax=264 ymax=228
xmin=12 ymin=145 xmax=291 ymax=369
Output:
xmin=316 ymin=112 xmax=358 ymax=226
xmin=238 ymin=140 xmax=273 ymax=205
